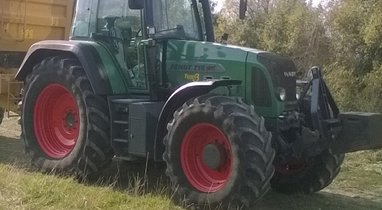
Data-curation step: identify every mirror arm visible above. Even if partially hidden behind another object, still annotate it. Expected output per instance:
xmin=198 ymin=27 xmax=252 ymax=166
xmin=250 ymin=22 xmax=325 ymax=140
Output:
xmin=239 ymin=0 xmax=248 ymax=20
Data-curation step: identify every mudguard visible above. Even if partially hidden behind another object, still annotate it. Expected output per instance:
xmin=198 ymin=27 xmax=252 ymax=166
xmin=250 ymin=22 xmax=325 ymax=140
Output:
xmin=15 ymin=40 xmax=129 ymax=95
xmin=153 ymin=80 xmax=242 ymax=161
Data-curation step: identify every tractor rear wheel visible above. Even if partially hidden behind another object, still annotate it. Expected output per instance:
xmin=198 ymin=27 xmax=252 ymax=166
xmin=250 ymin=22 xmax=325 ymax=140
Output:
xmin=164 ymin=95 xmax=275 ymax=209
xmin=21 ymin=56 xmax=113 ymax=178
xmin=271 ymin=150 xmax=345 ymax=194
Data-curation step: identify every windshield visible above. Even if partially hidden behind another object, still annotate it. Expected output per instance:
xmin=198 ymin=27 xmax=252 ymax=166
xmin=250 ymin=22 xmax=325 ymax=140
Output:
xmin=152 ymin=0 xmax=202 ymax=40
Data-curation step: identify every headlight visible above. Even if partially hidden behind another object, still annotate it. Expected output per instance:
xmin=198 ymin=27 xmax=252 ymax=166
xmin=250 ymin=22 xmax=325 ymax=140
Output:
xmin=276 ymin=87 xmax=286 ymax=101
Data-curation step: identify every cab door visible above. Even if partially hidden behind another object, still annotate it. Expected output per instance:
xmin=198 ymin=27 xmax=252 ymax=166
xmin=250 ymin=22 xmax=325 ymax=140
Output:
xmin=95 ymin=0 xmax=149 ymax=92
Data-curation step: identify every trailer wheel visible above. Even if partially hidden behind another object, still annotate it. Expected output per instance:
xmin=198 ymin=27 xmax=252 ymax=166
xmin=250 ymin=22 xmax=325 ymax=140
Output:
xmin=21 ymin=56 xmax=113 ymax=178
xmin=164 ymin=95 xmax=275 ymax=209
xmin=271 ymin=150 xmax=345 ymax=194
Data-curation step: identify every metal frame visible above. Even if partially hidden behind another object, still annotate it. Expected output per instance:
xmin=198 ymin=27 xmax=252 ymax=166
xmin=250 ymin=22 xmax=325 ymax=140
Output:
xmin=299 ymin=67 xmax=340 ymax=139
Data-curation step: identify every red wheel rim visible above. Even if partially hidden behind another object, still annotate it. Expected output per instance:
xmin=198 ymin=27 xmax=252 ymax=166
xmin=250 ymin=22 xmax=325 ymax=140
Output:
xmin=181 ymin=123 xmax=232 ymax=193
xmin=276 ymin=160 xmax=306 ymax=176
xmin=34 ymin=84 xmax=80 ymax=159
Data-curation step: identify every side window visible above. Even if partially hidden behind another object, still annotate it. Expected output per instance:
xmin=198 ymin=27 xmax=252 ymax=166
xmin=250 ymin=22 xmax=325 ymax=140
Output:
xmin=72 ymin=0 xmax=92 ymax=37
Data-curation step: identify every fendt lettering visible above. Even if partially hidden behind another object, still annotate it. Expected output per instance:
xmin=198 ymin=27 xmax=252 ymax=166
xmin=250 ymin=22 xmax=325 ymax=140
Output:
xmin=284 ymin=71 xmax=297 ymax=77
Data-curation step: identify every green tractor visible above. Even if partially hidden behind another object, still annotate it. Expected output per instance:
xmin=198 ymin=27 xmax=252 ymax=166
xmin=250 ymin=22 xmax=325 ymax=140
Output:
xmin=16 ymin=0 xmax=382 ymax=209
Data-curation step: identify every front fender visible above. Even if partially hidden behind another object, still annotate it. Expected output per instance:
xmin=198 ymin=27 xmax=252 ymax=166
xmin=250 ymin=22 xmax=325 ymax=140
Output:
xmin=153 ymin=80 xmax=242 ymax=161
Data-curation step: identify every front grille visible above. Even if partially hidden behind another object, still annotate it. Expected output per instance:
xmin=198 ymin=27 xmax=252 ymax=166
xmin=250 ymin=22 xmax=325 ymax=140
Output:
xmin=257 ymin=52 xmax=297 ymax=101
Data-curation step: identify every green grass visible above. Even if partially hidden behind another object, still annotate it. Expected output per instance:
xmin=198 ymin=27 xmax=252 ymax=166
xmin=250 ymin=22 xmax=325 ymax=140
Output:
xmin=0 ymin=118 xmax=381 ymax=210
xmin=0 ymin=119 xmax=181 ymax=210
xmin=326 ymin=151 xmax=382 ymax=200
xmin=0 ymin=164 xmax=181 ymax=210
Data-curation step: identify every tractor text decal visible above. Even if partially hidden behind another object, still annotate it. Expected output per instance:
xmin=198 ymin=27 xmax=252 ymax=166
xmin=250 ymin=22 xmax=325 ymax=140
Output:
xmin=168 ymin=62 xmax=225 ymax=73
xmin=184 ymin=73 xmax=200 ymax=82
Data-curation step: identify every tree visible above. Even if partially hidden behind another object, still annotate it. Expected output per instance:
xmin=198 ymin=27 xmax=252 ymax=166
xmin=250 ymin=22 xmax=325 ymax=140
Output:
xmin=216 ymin=0 xmax=382 ymax=112
xmin=325 ymin=0 xmax=382 ymax=111
xmin=216 ymin=0 xmax=329 ymax=72
xmin=328 ymin=0 xmax=382 ymax=76
xmin=215 ymin=0 xmax=276 ymax=47
xmin=260 ymin=0 xmax=330 ymax=72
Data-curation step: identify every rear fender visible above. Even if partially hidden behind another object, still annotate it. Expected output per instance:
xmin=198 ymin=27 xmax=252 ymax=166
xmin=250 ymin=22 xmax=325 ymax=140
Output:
xmin=153 ymin=80 xmax=242 ymax=161
xmin=15 ymin=40 xmax=129 ymax=95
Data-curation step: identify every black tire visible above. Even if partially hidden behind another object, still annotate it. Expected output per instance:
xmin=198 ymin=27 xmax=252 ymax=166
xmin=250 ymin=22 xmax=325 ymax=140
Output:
xmin=21 ymin=56 xmax=113 ymax=178
xmin=271 ymin=150 xmax=345 ymax=194
xmin=164 ymin=95 xmax=275 ymax=209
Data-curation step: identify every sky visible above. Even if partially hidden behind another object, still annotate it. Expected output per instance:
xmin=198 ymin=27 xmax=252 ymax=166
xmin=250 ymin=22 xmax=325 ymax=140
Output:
xmin=311 ymin=0 xmax=326 ymax=7
xmin=212 ymin=0 xmax=325 ymax=12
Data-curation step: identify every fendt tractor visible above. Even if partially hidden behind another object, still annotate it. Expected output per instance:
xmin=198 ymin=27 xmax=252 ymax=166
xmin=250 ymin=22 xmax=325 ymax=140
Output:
xmin=15 ymin=0 xmax=382 ymax=209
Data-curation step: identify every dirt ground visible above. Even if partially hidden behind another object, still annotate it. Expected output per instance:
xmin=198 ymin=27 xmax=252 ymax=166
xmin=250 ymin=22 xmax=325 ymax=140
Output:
xmin=0 ymin=116 xmax=381 ymax=210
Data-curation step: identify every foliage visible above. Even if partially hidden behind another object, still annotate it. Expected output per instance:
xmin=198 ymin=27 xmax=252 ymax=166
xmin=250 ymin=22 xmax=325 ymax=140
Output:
xmin=326 ymin=0 xmax=382 ymax=112
xmin=216 ymin=0 xmax=382 ymax=112
xmin=215 ymin=0 xmax=331 ymax=73
xmin=328 ymin=0 xmax=382 ymax=75
xmin=260 ymin=0 xmax=330 ymax=72
xmin=324 ymin=64 xmax=362 ymax=111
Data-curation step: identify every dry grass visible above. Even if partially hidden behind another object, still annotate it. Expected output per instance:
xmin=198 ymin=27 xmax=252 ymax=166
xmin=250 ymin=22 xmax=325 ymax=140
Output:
xmin=325 ymin=151 xmax=382 ymax=201
xmin=0 ymin=117 xmax=381 ymax=210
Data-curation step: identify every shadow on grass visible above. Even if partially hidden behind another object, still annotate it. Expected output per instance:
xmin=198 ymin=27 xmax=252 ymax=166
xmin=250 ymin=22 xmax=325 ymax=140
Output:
xmin=94 ymin=159 xmax=171 ymax=195
xmin=257 ymin=191 xmax=382 ymax=210
xmin=0 ymin=135 xmax=381 ymax=210
xmin=93 ymin=159 xmax=382 ymax=210
xmin=0 ymin=136 xmax=28 ymax=165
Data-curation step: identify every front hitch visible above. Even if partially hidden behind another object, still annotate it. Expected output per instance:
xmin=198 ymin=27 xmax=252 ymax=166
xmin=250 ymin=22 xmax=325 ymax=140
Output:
xmin=299 ymin=67 xmax=382 ymax=155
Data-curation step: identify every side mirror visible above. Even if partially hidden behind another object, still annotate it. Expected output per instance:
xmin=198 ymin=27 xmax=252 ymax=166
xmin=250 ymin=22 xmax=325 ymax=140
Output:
xmin=129 ymin=0 xmax=144 ymax=10
xmin=239 ymin=0 xmax=247 ymax=20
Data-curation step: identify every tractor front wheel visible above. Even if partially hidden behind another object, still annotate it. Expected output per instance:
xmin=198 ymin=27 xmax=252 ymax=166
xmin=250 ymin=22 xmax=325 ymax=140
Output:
xmin=164 ymin=95 xmax=275 ymax=209
xmin=21 ymin=56 xmax=113 ymax=178
xmin=271 ymin=150 xmax=345 ymax=194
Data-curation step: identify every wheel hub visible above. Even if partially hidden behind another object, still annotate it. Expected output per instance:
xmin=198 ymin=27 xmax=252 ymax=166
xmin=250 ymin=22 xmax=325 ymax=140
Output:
xmin=65 ymin=111 xmax=77 ymax=128
xmin=202 ymin=143 xmax=225 ymax=170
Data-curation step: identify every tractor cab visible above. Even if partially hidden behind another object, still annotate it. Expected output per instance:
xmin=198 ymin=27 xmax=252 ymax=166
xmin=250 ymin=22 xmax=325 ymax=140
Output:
xmin=71 ymin=0 xmax=214 ymax=95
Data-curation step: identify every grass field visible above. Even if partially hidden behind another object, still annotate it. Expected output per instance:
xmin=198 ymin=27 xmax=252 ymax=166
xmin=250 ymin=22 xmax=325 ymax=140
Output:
xmin=0 ymin=117 xmax=381 ymax=210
